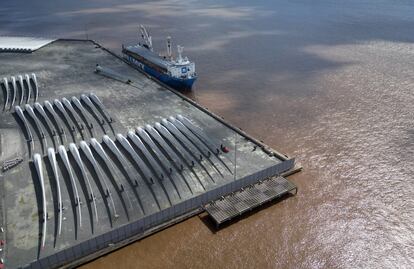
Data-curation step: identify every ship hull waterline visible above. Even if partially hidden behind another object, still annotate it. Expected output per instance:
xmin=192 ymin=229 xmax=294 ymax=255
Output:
xmin=126 ymin=56 xmax=197 ymax=91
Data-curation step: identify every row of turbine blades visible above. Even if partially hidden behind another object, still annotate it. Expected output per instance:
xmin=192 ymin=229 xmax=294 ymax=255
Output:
xmin=14 ymin=93 xmax=114 ymax=155
xmin=1 ymin=73 xmax=38 ymax=111
xmin=31 ymin=116 xmax=229 ymax=248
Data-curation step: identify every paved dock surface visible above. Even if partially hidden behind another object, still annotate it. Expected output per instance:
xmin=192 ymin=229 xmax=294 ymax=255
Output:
xmin=0 ymin=40 xmax=294 ymax=268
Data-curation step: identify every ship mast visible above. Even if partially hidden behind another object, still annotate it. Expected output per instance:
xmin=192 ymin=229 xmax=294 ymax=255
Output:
xmin=139 ymin=24 xmax=153 ymax=51
xmin=166 ymin=36 xmax=172 ymax=60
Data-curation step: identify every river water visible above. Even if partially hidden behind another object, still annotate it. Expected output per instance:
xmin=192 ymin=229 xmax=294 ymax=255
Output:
xmin=1 ymin=0 xmax=414 ymax=268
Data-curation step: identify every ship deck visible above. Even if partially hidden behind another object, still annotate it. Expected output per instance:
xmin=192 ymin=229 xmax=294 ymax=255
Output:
xmin=0 ymin=39 xmax=295 ymax=269
xmin=125 ymin=45 xmax=172 ymax=69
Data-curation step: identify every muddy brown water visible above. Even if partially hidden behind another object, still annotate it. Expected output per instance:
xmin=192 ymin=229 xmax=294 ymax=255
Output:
xmin=1 ymin=0 xmax=414 ymax=268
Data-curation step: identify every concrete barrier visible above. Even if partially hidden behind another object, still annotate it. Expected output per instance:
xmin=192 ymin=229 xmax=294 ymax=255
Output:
xmin=24 ymin=158 xmax=294 ymax=269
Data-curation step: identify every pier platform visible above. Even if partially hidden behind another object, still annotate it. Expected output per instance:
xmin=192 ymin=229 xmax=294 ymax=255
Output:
xmin=0 ymin=38 xmax=296 ymax=269
xmin=205 ymin=176 xmax=297 ymax=226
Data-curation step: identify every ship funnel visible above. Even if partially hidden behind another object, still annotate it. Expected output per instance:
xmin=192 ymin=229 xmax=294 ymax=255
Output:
xmin=177 ymin=45 xmax=184 ymax=63
xmin=166 ymin=36 xmax=172 ymax=59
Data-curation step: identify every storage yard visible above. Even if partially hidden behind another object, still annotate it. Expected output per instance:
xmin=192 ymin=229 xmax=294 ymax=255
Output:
xmin=0 ymin=39 xmax=296 ymax=269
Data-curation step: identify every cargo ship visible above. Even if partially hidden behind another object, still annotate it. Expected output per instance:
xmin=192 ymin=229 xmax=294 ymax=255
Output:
xmin=122 ymin=25 xmax=197 ymax=91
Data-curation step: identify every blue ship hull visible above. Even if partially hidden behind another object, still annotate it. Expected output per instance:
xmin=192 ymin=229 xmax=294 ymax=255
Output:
xmin=144 ymin=65 xmax=196 ymax=91
xmin=126 ymin=56 xmax=196 ymax=91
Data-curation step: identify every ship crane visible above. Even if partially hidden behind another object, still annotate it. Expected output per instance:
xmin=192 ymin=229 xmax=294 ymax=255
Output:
xmin=139 ymin=24 xmax=153 ymax=51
